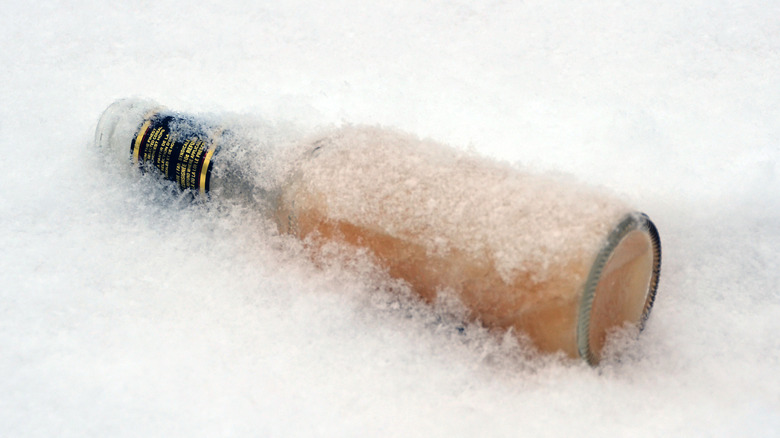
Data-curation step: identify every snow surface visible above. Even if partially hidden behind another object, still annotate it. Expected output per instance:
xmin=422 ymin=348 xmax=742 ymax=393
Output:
xmin=1 ymin=0 xmax=779 ymax=436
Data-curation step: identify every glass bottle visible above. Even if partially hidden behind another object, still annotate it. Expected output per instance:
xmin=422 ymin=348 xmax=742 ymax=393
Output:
xmin=95 ymin=98 xmax=661 ymax=365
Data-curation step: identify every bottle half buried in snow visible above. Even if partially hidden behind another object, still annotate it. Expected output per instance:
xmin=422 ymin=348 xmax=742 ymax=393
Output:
xmin=95 ymin=98 xmax=661 ymax=365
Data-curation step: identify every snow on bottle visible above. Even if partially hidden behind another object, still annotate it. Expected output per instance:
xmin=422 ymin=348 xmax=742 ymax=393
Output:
xmin=95 ymin=98 xmax=661 ymax=365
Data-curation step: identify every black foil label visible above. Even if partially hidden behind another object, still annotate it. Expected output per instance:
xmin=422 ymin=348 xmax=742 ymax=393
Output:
xmin=131 ymin=113 xmax=217 ymax=194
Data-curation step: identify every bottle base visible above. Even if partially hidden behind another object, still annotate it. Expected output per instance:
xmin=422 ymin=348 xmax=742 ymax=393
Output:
xmin=577 ymin=213 xmax=661 ymax=365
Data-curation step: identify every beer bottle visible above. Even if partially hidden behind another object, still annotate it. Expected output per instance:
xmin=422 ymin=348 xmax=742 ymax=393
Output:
xmin=95 ymin=98 xmax=661 ymax=365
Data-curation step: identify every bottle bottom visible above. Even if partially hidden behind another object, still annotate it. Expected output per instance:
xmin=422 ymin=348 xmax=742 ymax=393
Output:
xmin=578 ymin=214 xmax=661 ymax=365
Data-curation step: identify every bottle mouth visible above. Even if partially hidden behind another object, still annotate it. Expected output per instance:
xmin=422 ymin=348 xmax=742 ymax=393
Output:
xmin=577 ymin=213 xmax=661 ymax=365
xmin=94 ymin=98 xmax=163 ymax=163
xmin=95 ymin=99 xmax=127 ymax=151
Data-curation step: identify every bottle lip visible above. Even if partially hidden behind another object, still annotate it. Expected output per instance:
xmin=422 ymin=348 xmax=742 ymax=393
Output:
xmin=94 ymin=98 xmax=163 ymax=163
xmin=576 ymin=212 xmax=662 ymax=366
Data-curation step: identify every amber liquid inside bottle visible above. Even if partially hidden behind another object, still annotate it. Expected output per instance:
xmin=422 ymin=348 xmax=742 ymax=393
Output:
xmin=96 ymin=99 xmax=661 ymax=365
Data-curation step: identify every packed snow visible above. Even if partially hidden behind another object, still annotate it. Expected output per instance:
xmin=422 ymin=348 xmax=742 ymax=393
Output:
xmin=1 ymin=1 xmax=778 ymax=436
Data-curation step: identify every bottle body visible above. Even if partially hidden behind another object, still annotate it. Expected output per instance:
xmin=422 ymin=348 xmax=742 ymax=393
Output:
xmin=95 ymin=99 xmax=661 ymax=365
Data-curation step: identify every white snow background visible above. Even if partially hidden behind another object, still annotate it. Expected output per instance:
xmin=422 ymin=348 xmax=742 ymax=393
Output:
xmin=1 ymin=1 xmax=779 ymax=436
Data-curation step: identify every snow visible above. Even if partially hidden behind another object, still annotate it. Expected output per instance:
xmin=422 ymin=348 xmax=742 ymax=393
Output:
xmin=1 ymin=0 xmax=779 ymax=436
xmin=285 ymin=125 xmax=629 ymax=282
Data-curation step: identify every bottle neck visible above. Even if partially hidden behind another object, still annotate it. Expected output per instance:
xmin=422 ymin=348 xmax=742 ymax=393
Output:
xmin=96 ymin=98 xmax=295 ymax=215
